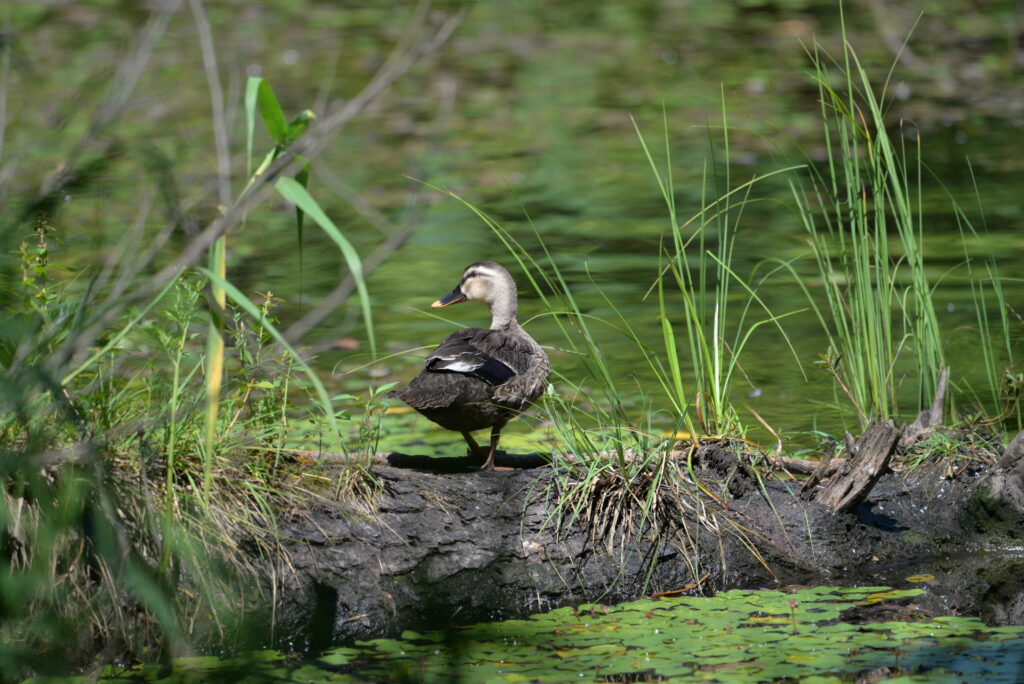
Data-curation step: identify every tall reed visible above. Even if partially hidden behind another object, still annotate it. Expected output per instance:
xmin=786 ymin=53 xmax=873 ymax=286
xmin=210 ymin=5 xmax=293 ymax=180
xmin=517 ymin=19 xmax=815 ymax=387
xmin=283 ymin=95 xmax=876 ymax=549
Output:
xmin=633 ymin=107 xmax=805 ymax=438
xmin=788 ymin=30 xmax=944 ymax=427
xmin=950 ymin=169 xmax=1021 ymax=429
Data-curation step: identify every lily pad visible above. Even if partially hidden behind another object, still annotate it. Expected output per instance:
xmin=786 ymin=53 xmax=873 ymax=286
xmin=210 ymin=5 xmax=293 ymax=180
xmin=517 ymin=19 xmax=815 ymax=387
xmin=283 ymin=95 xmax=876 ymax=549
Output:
xmin=76 ymin=584 xmax=1024 ymax=683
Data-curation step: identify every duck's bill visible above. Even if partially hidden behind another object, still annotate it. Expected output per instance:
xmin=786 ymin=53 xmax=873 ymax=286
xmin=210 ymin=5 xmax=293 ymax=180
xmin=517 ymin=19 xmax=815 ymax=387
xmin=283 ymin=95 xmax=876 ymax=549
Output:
xmin=431 ymin=289 xmax=467 ymax=308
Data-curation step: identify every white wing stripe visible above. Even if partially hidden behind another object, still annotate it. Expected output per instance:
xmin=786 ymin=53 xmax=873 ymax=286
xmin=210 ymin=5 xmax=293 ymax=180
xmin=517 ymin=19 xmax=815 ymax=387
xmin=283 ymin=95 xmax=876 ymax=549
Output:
xmin=442 ymin=361 xmax=478 ymax=373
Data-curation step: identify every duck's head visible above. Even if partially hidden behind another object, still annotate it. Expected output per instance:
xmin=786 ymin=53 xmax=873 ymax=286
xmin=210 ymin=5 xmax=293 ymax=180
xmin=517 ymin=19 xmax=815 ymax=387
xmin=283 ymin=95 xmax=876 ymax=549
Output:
xmin=432 ymin=261 xmax=518 ymax=328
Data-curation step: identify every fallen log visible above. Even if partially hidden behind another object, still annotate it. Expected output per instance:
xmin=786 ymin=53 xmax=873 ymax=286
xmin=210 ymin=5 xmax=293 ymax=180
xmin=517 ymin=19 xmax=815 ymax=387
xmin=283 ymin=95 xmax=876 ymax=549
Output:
xmin=268 ymin=428 xmax=1024 ymax=648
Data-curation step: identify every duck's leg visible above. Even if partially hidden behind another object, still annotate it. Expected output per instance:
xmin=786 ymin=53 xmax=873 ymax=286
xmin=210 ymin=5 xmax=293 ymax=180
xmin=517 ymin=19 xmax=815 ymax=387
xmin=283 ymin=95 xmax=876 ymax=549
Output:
xmin=481 ymin=426 xmax=502 ymax=470
xmin=460 ymin=431 xmax=487 ymax=458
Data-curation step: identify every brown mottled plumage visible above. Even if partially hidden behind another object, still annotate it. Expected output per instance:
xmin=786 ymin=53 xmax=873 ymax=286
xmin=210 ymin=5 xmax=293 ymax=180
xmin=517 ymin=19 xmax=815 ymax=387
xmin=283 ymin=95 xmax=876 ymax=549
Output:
xmin=389 ymin=262 xmax=550 ymax=470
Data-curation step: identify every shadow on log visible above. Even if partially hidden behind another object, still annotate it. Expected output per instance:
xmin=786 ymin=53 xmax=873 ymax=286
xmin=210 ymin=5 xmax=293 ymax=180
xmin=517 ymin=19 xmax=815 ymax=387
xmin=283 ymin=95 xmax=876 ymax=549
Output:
xmin=268 ymin=426 xmax=1024 ymax=649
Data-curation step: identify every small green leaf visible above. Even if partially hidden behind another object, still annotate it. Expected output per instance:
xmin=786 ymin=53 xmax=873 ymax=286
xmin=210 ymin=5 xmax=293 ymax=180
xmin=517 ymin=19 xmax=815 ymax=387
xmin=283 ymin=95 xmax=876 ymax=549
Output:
xmin=372 ymin=381 xmax=398 ymax=396
xmin=315 ymin=647 xmax=360 ymax=666
xmin=255 ymin=78 xmax=288 ymax=144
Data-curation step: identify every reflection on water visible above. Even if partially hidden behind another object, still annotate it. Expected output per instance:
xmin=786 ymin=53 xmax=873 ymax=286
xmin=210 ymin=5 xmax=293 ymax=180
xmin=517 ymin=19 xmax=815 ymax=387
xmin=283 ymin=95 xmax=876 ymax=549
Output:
xmin=6 ymin=1 xmax=1023 ymax=449
xmin=69 ymin=585 xmax=1024 ymax=682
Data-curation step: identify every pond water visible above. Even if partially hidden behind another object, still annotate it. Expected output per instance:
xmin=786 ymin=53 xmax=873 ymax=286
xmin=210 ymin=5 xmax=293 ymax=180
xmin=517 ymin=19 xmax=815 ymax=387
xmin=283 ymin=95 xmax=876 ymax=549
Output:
xmin=44 ymin=585 xmax=1024 ymax=682
xmin=9 ymin=2 xmax=1024 ymax=454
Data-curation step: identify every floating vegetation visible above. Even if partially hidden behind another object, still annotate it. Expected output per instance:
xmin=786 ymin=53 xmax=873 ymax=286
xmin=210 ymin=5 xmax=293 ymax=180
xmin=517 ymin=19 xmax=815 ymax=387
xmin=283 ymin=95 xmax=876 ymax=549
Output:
xmin=43 ymin=586 xmax=1024 ymax=683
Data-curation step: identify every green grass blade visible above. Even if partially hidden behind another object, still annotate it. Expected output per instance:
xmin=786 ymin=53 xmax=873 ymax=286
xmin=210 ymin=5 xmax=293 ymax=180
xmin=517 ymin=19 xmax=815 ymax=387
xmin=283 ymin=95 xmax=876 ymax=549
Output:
xmin=244 ymin=76 xmax=260 ymax=178
xmin=276 ymin=176 xmax=376 ymax=357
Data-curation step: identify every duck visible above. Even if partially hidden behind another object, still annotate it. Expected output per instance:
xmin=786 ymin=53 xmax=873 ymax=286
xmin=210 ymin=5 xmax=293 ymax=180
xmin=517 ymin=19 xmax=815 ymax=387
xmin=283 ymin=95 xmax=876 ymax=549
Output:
xmin=389 ymin=261 xmax=550 ymax=470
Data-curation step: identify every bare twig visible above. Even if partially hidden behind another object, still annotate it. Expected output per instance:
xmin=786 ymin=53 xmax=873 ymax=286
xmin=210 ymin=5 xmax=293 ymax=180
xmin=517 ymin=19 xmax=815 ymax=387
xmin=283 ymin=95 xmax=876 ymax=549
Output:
xmin=0 ymin=8 xmax=11 ymax=167
xmin=290 ymin=6 xmax=465 ymax=165
xmin=188 ymin=0 xmax=233 ymax=208
xmin=34 ymin=0 xmax=183 ymax=206
xmin=283 ymin=70 xmax=459 ymax=346
xmin=780 ymin=454 xmax=846 ymax=478
xmin=285 ymin=221 xmax=418 ymax=346
xmin=313 ymin=162 xmax=404 ymax=238
xmin=798 ymin=441 xmax=836 ymax=499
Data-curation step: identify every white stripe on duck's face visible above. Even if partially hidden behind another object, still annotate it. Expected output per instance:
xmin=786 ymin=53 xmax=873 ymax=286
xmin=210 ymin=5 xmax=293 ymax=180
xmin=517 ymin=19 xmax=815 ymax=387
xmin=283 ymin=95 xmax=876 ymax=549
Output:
xmin=459 ymin=265 xmax=506 ymax=303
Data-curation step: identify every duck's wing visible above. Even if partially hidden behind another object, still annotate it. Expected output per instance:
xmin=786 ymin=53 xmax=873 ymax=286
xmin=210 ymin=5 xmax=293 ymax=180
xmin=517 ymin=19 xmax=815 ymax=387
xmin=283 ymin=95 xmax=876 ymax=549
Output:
xmin=426 ymin=328 xmax=517 ymax=387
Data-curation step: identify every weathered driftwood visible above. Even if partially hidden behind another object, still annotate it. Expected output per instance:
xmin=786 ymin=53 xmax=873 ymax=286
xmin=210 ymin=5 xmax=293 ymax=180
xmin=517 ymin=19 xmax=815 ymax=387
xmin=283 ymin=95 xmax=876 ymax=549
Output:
xmin=267 ymin=428 xmax=1024 ymax=646
xmin=813 ymin=420 xmax=901 ymax=513
xmin=799 ymin=441 xmax=836 ymax=500
xmin=273 ymin=449 xmax=752 ymax=649
xmin=781 ymin=370 xmax=949 ymax=478
xmin=783 ymin=453 xmax=846 ymax=478
xmin=899 ymin=369 xmax=950 ymax=448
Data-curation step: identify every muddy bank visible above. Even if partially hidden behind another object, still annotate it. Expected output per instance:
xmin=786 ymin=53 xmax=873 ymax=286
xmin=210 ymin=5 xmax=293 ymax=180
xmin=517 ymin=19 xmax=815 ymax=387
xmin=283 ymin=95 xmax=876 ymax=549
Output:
xmin=270 ymin=429 xmax=1024 ymax=650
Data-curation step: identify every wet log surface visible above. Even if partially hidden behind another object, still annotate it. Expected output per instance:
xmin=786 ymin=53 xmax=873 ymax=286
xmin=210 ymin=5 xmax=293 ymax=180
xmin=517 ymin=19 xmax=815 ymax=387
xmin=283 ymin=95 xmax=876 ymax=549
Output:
xmin=270 ymin=428 xmax=1024 ymax=650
